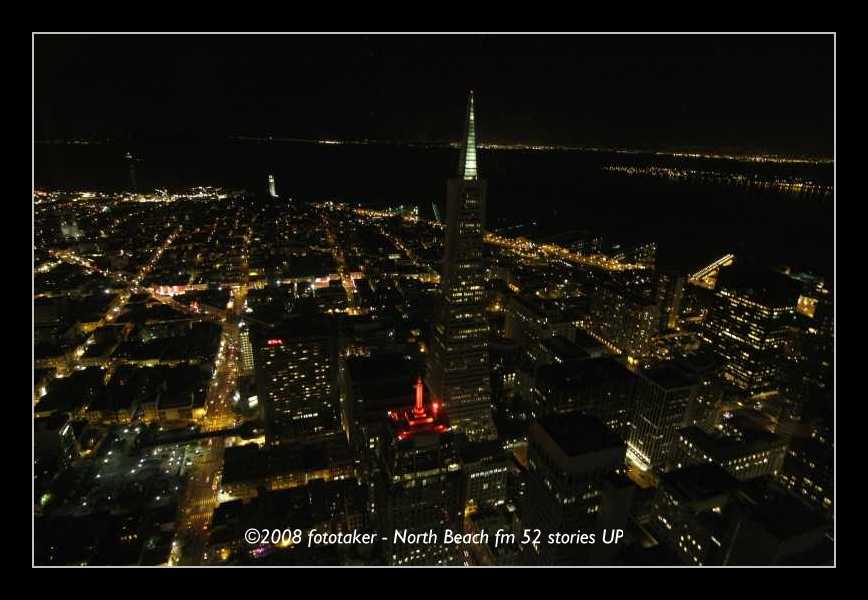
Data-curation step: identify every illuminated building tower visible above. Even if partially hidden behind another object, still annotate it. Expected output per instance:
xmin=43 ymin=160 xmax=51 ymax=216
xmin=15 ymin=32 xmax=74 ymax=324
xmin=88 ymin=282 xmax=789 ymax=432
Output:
xmin=782 ymin=273 xmax=833 ymax=422
xmin=268 ymin=174 xmax=278 ymax=198
xmin=238 ymin=320 xmax=255 ymax=377
xmin=379 ymin=378 xmax=464 ymax=566
xmin=586 ymin=278 xmax=659 ymax=360
xmin=427 ymin=91 xmax=497 ymax=442
xmin=626 ymin=365 xmax=698 ymax=473
xmin=699 ymin=266 xmax=799 ymax=397
xmin=461 ymin=440 xmax=510 ymax=512
xmin=654 ymin=270 xmax=686 ymax=332
xmin=252 ymin=318 xmax=341 ymax=445
xmin=524 ymin=413 xmax=633 ymax=565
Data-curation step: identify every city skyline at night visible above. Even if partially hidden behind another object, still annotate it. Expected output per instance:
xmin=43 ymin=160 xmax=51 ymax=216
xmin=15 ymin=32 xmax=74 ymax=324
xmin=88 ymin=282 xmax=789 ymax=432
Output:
xmin=33 ymin=32 xmax=835 ymax=568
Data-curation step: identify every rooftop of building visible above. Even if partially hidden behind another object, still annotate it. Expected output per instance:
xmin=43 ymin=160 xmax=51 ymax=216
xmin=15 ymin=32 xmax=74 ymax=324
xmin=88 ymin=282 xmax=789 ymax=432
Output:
xmin=250 ymin=313 xmax=333 ymax=344
xmin=572 ymin=329 xmax=607 ymax=352
xmin=660 ymin=464 xmax=739 ymax=504
xmin=740 ymin=488 xmax=830 ymax=540
xmin=540 ymin=336 xmax=592 ymax=363
xmin=346 ymin=353 xmax=420 ymax=416
xmin=460 ymin=439 xmax=508 ymax=464
xmin=221 ymin=437 xmax=353 ymax=486
xmin=679 ymin=426 xmax=786 ymax=462
xmin=641 ymin=363 xmax=699 ymax=390
xmin=37 ymin=367 xmax=106 ymax=415
xmin=535 ymin=356 xmax=635 ymax=391
xmin=670 ymin=349 xmax=721 ymax=377
xmin=535 ymin=412 xmax=622 ymax=457
xmin=717 ymin=263 xmax=802 ymax=309
xmin=387 ymin=378 xmax=449 ymax=442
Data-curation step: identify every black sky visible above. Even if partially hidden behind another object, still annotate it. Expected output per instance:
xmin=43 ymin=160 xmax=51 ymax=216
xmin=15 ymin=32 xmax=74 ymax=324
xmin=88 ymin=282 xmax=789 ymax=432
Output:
xmin=34 ymin=34 xmax=834 ymax=156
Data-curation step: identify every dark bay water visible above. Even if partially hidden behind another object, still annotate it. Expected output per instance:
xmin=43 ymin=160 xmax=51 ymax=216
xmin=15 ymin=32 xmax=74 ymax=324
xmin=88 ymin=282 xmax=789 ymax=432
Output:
xmin=35 ymin=141 xmax=834 ymax=280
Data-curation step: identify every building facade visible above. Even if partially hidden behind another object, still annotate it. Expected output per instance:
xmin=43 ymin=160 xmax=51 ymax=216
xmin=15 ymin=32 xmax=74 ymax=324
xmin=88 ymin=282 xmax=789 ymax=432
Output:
xmin=700 ymin=267 xmax=798 ymax=397
xmin=626 ymin=365 xmax=698 ymax=473
xmin=523 ymin=413 xmax=633 ymax=565
xmin=252 ymin=319 xmax=341 ymax=444
xmin=427 ymin=91 xmax=497 ymax=441
xmin=378 ymin=379 xmax=465 ymax=566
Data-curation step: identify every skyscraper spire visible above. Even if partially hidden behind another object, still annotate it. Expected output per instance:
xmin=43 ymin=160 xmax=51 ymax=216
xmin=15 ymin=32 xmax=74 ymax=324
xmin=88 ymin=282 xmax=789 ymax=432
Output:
xmin=428 ymin=89 xmax=497 ymax=443
xmin=458 ymin=90 xmax=478 ymax=181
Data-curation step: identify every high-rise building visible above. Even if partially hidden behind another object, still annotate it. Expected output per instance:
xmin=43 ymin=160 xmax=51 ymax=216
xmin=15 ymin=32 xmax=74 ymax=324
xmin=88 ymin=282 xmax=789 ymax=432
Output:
xmin=427 ymin=91 xmax=497 ymax=442
xmin=649 ymin=464 xmax=740 ymax=565
xmin=650 ymin=464 xmax=831 ymax=565
xmin=533 ymin=356 xmax=638 ymax=439
xmin=777 ymin=424 xmax=834 ymax=516
xmin=237 ymin=320 xmax=255 ymax=377
xmin=654 ymin=270 xmax=686 ymax=332
xmin=671 ymin=350 xmax=725 ymax=432
xmin=378 ymin=378 xmax=464 ymax=566
xmin=675 ymin=426 xmax=788 ymax=480
xmin=523 ymin=413 xmax=634 ymax=565
xmin=268 ymin=174 xmax=278 ymax=198
xmin=626 ymin=365 xmax=698 ymax=473
xmin=586 ymin=279 xmax=660 ymax=360
xmin=700 ymin=266 xmax=799 ymax=397
xmin=461 ymin=440 xmax=510 ymax=511
xmin=252 ymin=318 xmax=341 ymax=445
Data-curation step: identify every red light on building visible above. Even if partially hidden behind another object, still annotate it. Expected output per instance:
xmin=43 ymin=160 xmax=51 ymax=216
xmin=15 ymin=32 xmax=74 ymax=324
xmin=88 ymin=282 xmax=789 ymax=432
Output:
xmin=266 ymin=339 xmax=284 ymax=346
xmin=390 ymin=377 xmax=449 ymax=441
xmin=413 ymin=377 xmax=425 ymax=417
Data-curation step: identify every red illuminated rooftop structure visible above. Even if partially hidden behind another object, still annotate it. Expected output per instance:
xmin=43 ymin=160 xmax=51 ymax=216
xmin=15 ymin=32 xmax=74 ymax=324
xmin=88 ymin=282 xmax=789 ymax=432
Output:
xmin=388 ymin=377 xmax=449 ymax=441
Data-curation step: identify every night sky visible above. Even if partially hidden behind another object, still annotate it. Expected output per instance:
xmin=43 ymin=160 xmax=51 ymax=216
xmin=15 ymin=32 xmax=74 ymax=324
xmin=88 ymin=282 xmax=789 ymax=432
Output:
xmin=35 ymin=34 xmax=834 ymax=156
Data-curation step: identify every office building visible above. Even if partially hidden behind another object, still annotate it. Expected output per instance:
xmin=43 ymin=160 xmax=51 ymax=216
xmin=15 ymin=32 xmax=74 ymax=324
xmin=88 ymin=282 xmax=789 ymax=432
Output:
xmin=676 ymin=426 xmax=787 ymax=480
xmin=524 ymin=413 xmax=633 ymax=565
xmin=252 ymin=318 xmax=341 ymax=444
xmin=427 ymin=91 xmax=497 ymax=441
xmin=586 ymin=279 xmax=659 ymax=360
xmin=626 ymin=365 xmax=698 ymax=473
xmin=700 ymin=266 xmax=799 ymax=396
xmin=461 ymin=440 xmax=510 ymax=511
xmin=378 ymin=378 xmax=464 ymax=565
xmin=533 ymin=357 xmax=638 ymax=439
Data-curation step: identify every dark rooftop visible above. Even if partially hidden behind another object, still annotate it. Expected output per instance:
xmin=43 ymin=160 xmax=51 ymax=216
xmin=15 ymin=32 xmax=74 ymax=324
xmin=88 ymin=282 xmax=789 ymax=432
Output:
xmin=460 ymin=439 xmax=508 ymax=464
xmin=536 ymin=357 xmax=635 ymax=391
xmin=641 ymin=364 xmax=698 ymax=390
xmin=679 ymin=426 xmax=786 ymax=462
xmin=717 ymin=263 xmax=802 ymax=309
xmin=661 ymin=464 xmax=739 ymax=504
xmin=541 ymin=336 xmax=591 ymax=363
xmin=535 ymin=412 xmax=622 ymax=457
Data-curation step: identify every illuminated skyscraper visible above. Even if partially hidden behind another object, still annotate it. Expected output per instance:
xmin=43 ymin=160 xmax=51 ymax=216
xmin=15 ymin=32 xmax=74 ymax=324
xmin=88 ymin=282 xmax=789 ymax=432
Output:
xmin=699 ymin=266 xmax=798 ymax=396
xmin=626 ymin=365 xmax=698 ymax=473
xmin=378 ymin=378 xmax=464 ymax=566
xmin=238 ymin=320 xmax=255 ymax=377
xmin=252 ymin=318 xmax=341 ymax=444
xmin=268 ymin=174 xmax=278 ymax=198
xmin=427 ymin=91 xmax=497 ymax=442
